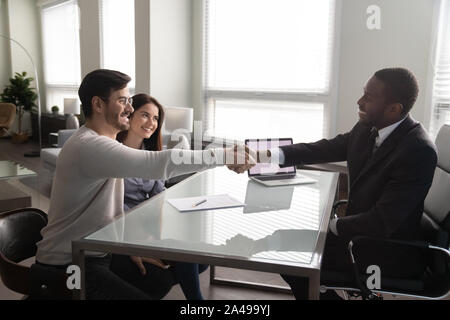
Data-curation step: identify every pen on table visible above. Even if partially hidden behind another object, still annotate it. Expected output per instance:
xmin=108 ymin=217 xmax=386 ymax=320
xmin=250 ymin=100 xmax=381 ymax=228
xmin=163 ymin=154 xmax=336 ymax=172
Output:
xmin=192 ymin=199 xmax=207 ymax=207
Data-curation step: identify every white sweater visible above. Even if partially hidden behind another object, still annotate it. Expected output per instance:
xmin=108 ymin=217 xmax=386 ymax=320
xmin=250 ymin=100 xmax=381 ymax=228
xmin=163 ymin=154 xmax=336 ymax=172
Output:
xmin=36 ymin=126 xmax=220 ymax=265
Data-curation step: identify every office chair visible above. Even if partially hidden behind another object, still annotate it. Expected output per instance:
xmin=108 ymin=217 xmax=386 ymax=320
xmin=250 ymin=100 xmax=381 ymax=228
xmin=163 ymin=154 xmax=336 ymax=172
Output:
xmin=0 ymin=103 xmax=16 ymax=137
xmin=320 ymin=125 xmax=450 ymax=300
xmin=0 ymin=208 xmax=71 ymax=299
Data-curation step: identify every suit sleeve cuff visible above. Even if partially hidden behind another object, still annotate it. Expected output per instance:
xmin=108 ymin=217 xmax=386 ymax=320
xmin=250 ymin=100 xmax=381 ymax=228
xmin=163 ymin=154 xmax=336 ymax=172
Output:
xmin=269 ymin=148 xmax=285 ymax=165
xmin=329 ymin=218 xmax=339 ymax=236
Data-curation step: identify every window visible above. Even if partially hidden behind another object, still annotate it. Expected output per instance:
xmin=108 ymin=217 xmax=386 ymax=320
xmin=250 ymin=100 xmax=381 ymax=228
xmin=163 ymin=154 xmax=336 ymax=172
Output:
xmin=203 ymin=0 xmax=336 ymax=143
xmin=41 ymin=0 xmax=81 ymax=112
xmin=100 ymin=0 xmax=136 ymax=90
xmin=430 ymin=0 xmax=450 ymax=137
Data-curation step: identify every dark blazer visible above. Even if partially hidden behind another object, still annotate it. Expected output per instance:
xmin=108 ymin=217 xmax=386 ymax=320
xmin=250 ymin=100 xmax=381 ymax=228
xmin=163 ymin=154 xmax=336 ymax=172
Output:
xmin=280 ymin=115 xmax=437 ymax=244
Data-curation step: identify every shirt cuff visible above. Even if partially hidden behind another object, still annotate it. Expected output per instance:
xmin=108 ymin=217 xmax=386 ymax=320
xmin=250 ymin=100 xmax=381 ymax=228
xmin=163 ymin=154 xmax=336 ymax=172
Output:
xmin=210 ymin=148 xmax=225 ymax=164
xmin=269 ymin=148 xmax=285 ymax=165
xmin=329 ymin=218 xmax=339 ymax=236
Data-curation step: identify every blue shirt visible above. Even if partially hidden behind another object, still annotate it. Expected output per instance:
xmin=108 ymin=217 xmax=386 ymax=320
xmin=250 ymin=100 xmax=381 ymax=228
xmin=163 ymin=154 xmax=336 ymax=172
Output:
xmin=123 ymin=177 xmax=165 ymax=211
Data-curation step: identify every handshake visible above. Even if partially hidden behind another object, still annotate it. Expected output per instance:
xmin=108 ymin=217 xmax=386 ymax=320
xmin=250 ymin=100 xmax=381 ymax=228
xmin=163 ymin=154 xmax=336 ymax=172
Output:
xmin=223 ymin=145 xmax=267 ymax=174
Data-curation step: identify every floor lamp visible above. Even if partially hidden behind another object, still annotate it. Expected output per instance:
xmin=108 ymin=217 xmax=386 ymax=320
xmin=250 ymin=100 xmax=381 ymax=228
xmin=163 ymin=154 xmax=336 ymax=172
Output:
xmin=0 ymin=34 xmax=42 ymax=157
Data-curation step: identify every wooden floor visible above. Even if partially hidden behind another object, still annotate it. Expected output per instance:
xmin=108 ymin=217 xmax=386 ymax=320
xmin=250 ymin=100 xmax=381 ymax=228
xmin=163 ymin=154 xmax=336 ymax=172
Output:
xmin=0 ymin=138 xmax=293 ymax=300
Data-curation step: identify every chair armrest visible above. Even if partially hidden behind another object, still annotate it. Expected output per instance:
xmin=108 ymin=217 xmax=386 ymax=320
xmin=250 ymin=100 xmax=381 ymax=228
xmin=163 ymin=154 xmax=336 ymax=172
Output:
xmin=348 ymin=235 xmax=450 ymax=268
xmin=346 ymin=235 xmax=450 ymax=299
xmin=165 ymin=172 xmax=196 ymax=188
xmin=349 ymin=236 xmax=450 ymax=262
xmin=349 ymin=236 xmax=430 ymax=257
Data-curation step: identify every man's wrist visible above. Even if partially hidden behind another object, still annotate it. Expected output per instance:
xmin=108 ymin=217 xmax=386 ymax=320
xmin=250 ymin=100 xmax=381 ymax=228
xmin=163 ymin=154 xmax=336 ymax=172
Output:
xmin=257 ymin=150 xmax=271 ymax=163
xmin=267 ymin=148 xmax=285 ymax=165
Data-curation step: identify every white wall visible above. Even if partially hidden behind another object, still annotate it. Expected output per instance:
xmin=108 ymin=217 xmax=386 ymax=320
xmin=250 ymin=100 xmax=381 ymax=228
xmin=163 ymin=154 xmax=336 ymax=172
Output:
xmin=135 ymin=0 xmax=151 ymax=94
xmin=0 ymin=0 xmax=44 ymax=109
xmin=149 ymin=0 xmax=192 ymax=108
xmin=335 ymin=0 xmax=437 ymax=134
xmin=0 ymin=0 xmax=11 ymax=91
xmin=191 ymin=0 xmax=203 ymax=122
xmin=78 ymin=0 xmax=101 ymax=77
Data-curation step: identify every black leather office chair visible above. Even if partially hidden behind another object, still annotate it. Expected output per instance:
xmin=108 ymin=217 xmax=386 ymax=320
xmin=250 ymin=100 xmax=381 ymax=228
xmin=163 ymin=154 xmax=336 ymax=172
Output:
xmin=0 ymin=208 xmax=71 ymax=299
xmin=321 ymin=125 xmax=450 ymax=300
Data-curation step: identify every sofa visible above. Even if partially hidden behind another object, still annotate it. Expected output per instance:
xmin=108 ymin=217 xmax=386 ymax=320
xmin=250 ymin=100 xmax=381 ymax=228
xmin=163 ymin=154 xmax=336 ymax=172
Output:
xmin=40 ymin=129 xmax=77 ymax=171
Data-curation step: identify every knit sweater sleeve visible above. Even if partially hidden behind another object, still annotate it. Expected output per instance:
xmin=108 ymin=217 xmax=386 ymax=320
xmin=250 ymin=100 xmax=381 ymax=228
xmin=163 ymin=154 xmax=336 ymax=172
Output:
xmin=78 ymin=134 xmax=222 ymax=180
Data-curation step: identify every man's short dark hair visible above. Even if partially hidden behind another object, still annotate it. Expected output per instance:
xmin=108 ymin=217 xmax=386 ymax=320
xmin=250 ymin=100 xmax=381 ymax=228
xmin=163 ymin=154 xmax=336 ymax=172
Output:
xmin=78 ymin=69 xmax=131 ymax=118
xmin=374 ymin=67 xmax=419 ymax=116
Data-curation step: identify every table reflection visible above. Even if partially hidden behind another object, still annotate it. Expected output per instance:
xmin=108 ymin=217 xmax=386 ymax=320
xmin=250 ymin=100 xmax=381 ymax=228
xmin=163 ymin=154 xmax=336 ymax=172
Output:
xmin=0 ymin=160 xmax=36 ymax=180
xmin=86 ymin=167 xmax=336 ymax=265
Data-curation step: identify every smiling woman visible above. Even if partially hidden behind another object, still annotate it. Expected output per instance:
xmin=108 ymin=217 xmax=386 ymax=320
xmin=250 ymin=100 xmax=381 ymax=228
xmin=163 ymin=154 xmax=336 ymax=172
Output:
xmin=116 ymin=94 xmax=165 ymax=152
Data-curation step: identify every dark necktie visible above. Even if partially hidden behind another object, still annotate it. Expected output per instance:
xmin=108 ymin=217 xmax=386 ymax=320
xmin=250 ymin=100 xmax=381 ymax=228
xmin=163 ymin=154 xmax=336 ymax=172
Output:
xmin=366 ymin=128 xmax=379 ymax=161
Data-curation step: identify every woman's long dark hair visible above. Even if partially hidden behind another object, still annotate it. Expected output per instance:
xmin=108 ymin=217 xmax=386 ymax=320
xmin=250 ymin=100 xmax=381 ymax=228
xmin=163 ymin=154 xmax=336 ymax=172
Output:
xmin=116 ymin=94 xmax=165 ymax=151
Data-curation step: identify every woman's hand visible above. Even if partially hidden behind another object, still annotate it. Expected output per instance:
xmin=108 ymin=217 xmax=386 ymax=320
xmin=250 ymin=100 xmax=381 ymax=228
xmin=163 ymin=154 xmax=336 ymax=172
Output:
xmin=130 ymin=256 xmax=170 ymax=275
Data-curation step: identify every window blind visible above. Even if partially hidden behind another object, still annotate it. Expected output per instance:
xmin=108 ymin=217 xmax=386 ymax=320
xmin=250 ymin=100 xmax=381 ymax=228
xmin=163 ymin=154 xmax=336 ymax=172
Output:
xmin=431 ymin=0 xmax=450 ymax=136
xmin=206 ymin=0 xmax=334 ymax=93
xmin=41 ymin=0 xmax=80 ymax=87
xmin=41 ymin=0 xmax=81 ymax=111
xmin=203 ymin=0 xmax=336 ymax=143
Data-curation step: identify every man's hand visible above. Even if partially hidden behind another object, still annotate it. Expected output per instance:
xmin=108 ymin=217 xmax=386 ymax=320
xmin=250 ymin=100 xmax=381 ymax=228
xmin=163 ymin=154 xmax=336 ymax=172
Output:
xmin=225 ymin=145 xmax=257 ymax=174
xmin=130 ymin=256 xmax=170 ymax=275
xmin=256 ymin=149 xmax=272 ymax=163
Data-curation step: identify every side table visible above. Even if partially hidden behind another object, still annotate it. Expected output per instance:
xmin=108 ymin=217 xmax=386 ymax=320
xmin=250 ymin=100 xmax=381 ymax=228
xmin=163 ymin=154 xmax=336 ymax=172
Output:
xmin=0 ymin=181 xmax=31 ymax=213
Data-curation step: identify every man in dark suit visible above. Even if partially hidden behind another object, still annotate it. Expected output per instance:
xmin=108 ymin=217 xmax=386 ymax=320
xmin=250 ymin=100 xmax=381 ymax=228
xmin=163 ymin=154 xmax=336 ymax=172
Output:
xmin=259 ymin=68 xmax=438 ymax=299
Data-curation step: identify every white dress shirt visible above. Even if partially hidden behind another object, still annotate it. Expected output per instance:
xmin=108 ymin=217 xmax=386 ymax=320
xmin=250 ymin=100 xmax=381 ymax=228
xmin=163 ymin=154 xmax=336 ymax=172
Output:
xmin=375 ymin=117 xmax=408 ymax=149
xmin=269 ymin=147 xmax=285 ymax=165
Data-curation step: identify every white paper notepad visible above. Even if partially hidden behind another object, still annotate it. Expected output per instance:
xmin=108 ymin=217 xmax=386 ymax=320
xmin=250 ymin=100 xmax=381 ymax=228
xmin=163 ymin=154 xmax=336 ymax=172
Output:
xmin=167 ymin=194 xmax=245 ymax=213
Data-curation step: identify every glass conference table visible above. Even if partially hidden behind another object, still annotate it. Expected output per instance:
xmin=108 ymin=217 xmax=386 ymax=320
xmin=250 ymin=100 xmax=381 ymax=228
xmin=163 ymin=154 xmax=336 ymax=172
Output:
xmin=72 ymin=167 xmax=339 ymax=300
xmin=0 ymin=160 xmax=36 ymax=180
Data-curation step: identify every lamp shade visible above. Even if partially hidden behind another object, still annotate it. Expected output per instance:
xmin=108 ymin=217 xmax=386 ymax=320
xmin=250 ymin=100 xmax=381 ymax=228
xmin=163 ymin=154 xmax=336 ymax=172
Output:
xmin=64 ymin=98 xmax=80 ymax=115
xmin=163 ymin=106 xmax=194 ymax=132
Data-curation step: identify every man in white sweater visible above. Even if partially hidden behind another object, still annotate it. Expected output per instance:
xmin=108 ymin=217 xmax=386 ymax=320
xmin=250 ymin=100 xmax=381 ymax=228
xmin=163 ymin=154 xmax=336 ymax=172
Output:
xmin=36 ymin=69 xmax=254 ymax=299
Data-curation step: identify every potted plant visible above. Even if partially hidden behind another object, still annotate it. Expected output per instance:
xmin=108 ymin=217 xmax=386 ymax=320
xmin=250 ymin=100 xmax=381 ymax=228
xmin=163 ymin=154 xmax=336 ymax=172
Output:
xmin=51 ymin=105 xmax=59 ymax=115
xmin=0 ymin=72 xmax=38 ymax=143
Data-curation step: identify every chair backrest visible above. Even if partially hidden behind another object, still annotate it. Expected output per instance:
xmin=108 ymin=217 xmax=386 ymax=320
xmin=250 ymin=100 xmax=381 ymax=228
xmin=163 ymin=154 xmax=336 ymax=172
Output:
xmin=0 ymin=208 xmax=47 ymax=295
xmin=0 ymin=208 xmax=47 ymax=263
xmin=424 ymin=125 xmax=450 ymax=234
xmin=0 ymin=103 xmax=16 ymax=129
